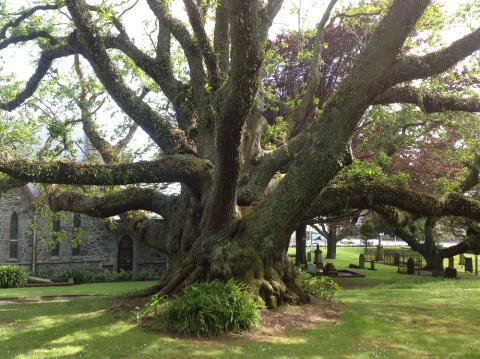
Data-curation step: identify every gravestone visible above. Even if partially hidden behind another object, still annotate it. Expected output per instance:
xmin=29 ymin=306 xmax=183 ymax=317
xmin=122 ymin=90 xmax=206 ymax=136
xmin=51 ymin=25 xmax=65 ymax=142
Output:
xmin=407 ymin=257 xmax=415 ymax=275
xmin=394 ymin=253 xmax=400 ymax=266
xmin=369 ymin=260 xmax=376 ymax=271
xmin=459 ymin=253 xmax=465 ymax=266
xmin=465 ymin=257 xmax=473 ymax=273
xmin=307 ymin=251 xmax=312 ymax=263
xmin=359 ymin=254 xmax=366 ymax=269
xmin=448 ymin=257 xmax=454 ymax=268
xmin=307 ymin=262 xmax=317 ymax=275
xmin=445 ymin=267 xmax=457 ymax=279
xmin=375 ymin=245 xmax=384 ymax=261
xmin=314 ymin=244 xmax=323 ymax=269
xmin=324 ymin=263 xmax=338 ymax=276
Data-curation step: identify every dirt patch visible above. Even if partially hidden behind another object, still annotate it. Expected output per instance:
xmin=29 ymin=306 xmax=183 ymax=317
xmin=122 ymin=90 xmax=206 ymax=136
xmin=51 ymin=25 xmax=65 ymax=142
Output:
xmin=234 ymin=298 xmax=340 ymax=340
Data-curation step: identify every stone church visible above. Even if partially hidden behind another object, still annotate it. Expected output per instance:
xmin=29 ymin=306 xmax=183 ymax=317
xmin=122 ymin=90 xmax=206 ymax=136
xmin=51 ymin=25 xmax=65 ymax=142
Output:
xmin=0 ymin=184 xmax=168 ymax=278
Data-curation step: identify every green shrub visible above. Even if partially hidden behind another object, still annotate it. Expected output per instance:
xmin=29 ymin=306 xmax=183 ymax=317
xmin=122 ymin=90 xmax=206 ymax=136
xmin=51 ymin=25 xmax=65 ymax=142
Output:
xmin=164 ymin=280 xmax=262 ymax=336
xmin=103 ymin=269 xmax=132 ymax=282
xmin=134 ymin=293 xmax=166 ymax=325
xmin=0 ymin=265 xmax=28 ymax=288
xmin=134 ymin=270 xmax=149 ymax=281
xmin=57 ymin=268 xmax=95 ymax=284
xmin=295 ymin=267 xmax=341 ymax=301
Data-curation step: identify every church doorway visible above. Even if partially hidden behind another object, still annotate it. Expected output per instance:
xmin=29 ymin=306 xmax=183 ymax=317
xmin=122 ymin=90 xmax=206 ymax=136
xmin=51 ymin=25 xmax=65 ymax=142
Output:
xmin=117 ymin=236 xmax=133 ymax=272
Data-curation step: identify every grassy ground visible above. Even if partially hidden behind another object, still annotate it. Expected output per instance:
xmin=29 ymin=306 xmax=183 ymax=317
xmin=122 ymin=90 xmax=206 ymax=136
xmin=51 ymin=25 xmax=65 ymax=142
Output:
xmin=0 ymin=281 xmax=156 ymax=298
xmin=1 ymin=249 xmax=480 ymax=358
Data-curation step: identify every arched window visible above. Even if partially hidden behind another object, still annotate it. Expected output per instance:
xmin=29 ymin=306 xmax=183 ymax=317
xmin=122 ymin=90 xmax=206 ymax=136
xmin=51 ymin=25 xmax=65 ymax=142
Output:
xmin=9 ymin=212 xmax=18 ymax=258
xmin=72 ymin=214 xmax=81 ymax=256
xmin=51 ymin=218 xmax=60 ymax=256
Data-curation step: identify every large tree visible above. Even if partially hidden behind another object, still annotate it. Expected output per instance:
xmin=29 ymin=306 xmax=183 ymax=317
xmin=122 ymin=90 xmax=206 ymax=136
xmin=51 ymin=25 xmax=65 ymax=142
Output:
xmin=1 ymin=0 xmax=480 ymax=306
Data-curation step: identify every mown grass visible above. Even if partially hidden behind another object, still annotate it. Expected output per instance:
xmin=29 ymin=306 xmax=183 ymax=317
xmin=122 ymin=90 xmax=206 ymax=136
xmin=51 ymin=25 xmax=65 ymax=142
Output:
xmin=1 ymin=248 xmax=480 ymax=358
xmin=0 ymin=281 xmax=156 ymax=298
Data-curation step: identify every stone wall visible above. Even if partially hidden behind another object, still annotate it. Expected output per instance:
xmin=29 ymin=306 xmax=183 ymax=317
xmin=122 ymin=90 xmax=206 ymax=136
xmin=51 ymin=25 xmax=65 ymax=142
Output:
xmin=0 ymin=187 xmax=168 ymax=279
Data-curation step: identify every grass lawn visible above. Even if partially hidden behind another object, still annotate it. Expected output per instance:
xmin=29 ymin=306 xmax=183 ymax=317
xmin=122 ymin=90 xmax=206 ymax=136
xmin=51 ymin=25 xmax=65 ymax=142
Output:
xmin=0 ymin=281 xmax=157 ymax=299
xmin=1 ymin=249 xmax=480 ymax=358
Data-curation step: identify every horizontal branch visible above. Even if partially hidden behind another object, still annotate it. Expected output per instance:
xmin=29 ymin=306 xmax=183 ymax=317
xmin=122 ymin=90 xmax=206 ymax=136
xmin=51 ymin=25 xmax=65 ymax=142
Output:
xmin=374 ymin=86 xmax=480 ymax=113
xmin=48 ymin=187 xmax=176 ymax=219
xmin=0 ymin=148 xmax=213 ymax=192
xmin=392 ymin=27 xmax=480 ymax=83
xmin=308 ymin=183 xmax=480 ymax=222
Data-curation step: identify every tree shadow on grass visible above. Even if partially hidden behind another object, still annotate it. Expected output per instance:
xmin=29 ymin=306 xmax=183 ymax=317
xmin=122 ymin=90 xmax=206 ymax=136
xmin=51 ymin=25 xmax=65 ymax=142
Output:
xmin=1 ymin=292 xmax=480 ymax=359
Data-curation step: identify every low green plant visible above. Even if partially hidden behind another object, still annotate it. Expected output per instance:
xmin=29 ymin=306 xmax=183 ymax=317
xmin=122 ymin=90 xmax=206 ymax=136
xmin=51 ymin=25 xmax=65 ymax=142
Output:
xmin=164 ymin=280 xmax=262 ymax=336
xmin=134 ymin=270 xmax=149 ymax=281
xmin=0 ymin=265 xmax=28 ymax=288
xmin=294 ymin=267 xmax=341 ymax=301
xmin=134 ymin=293 xmax=166 ymax=325
xmin=57 ymin=268 xmax=96 ymax=284
xmin=103 ymin=269 xmax=132 ymax=282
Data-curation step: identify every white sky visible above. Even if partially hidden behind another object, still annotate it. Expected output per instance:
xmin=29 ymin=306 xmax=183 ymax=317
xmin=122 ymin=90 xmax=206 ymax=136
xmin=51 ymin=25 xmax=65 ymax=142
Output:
xmin=0 ymin=0 xmax=476 ymax=159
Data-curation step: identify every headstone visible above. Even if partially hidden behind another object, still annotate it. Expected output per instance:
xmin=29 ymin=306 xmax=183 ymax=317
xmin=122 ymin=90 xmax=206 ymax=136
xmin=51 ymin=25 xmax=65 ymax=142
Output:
xmin=307 ymin=263 xmax=317 ymax=275
xmin=307 ymin=251 xmax=312 ymax=263
xmin=359 ymin=253 xmax=366 ymax=269
xmin=324 ymin=262 xmax=338 ymax=276
xmin=465 ymin=257 xmax=473 ymax=273
xmin=459 ymin=253 xmax=465 ymax=266
xmin=369 ymin=260 xmax=376 ymax=271
xmin=314 ymin=244 xmax=323 ymax=268
xmin=448 ymin=257 xmax=454 ymax=268
xmin=375 ymin=245 xmax=384 ymax=261
xmin=407 ymin=257 xmax=415 ymax=275
xmin=445 ymin=267 xmax=457 ymax=279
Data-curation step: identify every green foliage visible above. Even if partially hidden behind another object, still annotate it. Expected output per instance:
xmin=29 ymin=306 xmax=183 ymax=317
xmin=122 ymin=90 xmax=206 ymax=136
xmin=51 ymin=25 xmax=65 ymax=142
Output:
xmin=390 ymin=172 xmax=410 ymax=187
xmin=261 ymin=116 xmax=289 ymax=149
xmin=134 ymin=293 xmax=166 ymax=324
xmin=103 ymin=269 xmax=132 ymax=282
xmin=0 ymin=265 xmax=28 ymax=288
xmin=294 ymin=267 xmax=341 ymax=301
xmin=433 ymin=177 xmax=460 ymax=194
xmin=345 ymin=160 xmax=386 ymax=184
xmin=56 ymin=268 xmax=95 ymax=284
xmin=164 ymin=280 xmax=261 ymax=336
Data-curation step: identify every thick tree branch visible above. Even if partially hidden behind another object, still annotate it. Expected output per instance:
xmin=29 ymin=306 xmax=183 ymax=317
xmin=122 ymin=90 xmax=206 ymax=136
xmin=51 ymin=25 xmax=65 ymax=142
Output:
xmin=0 ymin=148 xmax=213 ymax=192
xmin=48 ymin=187 xmax=176 ymax=219
xmin=65 ymin=0 xmax=195 ymax=155
xmin=213 ymin=0 xmax=230 ymax=73
xmin=146 ymin=0 xmax=207 ymax=95
xmin=206 ymin=0 xmax=263 ymax=228
xmin=374 ymin=86 xmax=480 ymax=113
xmin=308 ymin=183 xmax=480 ymax=222
xmin=392 ymin=27 xmax=480 ymax=83
xmin=183 ymin=0 xmax=220 ymax=89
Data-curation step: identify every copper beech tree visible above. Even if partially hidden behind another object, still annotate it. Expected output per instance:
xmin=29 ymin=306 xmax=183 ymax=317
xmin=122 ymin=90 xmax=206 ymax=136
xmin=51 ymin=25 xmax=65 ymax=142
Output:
xmin=1 ymin=0 xmax=480 ymax=305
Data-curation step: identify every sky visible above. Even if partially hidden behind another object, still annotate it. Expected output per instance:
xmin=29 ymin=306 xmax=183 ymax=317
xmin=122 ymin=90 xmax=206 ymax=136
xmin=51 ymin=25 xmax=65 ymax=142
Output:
xmin=0 ymin=0 xmax=476 ymax=159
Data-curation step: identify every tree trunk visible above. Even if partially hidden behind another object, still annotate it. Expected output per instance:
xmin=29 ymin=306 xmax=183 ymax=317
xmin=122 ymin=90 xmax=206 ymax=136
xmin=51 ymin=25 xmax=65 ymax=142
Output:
xmin=424 ymin=253 xmax=444 ymax=275
xmin=326 ymin=225 xmax=338 ymax=259
xmin=157 ymin=218 xmax=310 ymax=308
xmin=295 ymin=224 xmax=307 ymax=266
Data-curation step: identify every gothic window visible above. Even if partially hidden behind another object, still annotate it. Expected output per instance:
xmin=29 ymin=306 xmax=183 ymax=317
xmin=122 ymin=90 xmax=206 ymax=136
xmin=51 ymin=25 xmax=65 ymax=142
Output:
xmin=52 ymin=218 xmax=60 ymax=256
xmin=72 ymin=214 xmax=81 ymax=256
xmin=9 ymin=212 xmax=18 ymax=258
